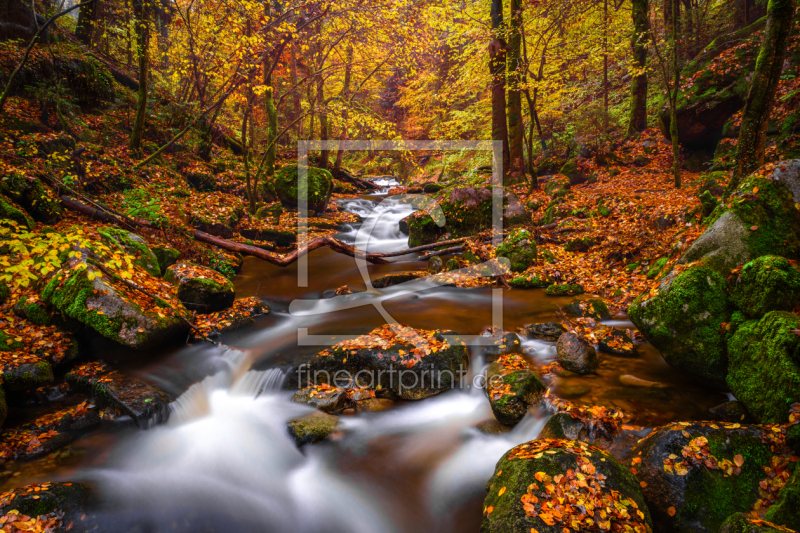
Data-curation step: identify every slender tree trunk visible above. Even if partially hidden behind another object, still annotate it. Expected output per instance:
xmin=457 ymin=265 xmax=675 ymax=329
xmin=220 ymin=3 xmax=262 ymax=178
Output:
xmin=628 ymin=0 xmax=650 ymax=135
xmin=76 ymin=0 xmax=98 ymax=45
xmin=126 ymin=2 xmax=132 ymax=70
xmin=129 ymin=0 xmax=149 ymax=153
xmin=506 ymin=0 xmax=525 ymax=181
xmin=334 ymin=44 xmax=354 ymax=174
xmin=603 ymin=0 xmax=609 ymax=132
xmin=291 ymin=41 xmax=303 ymax=138
xmin=490 ymin=0 xmax=510 ymax=176
xmin=729 ymin=0 xmax=798 ymax=192
xmin=317 ymin=76 xmax=328 ymax=170
xmin=670 ymin=0 xmax=681 ymax=188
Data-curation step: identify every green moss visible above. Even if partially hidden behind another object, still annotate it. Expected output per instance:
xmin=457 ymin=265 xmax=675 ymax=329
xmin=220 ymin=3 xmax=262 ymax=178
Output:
xmin=407 ymin=188 xmax=495 ymax=247
xmin=731 ymin=255 xmax=800 ymax=317
xmin=151 ymin=246 xmax=180 ymax=276
xmin=273 ymin=165 xmax=333 ymax=213
xmin=0 ymin=175 xmax=62 ymax=224
xmin=721 ymin=513 xmax=791 ymax=533
xmin=626 ymin=262 xmax=640 ymax=272
xmin=0 ymin=329 xmax=23 ymax=351
xmin=0 ymin=194 xmax=34 ymax=230
xmin=509 ymin=275 xmax=549 ymax=289
xmin=727 ymin=311 xmax=800 ymax=423
xmin=563 ymin=236 xmax=595 ymax=252
xmin=628 ymin=266 xmax=731 ymax=388
xmin=98 ymin=228 xmax=161 ymax=277
xmin=544 ymin=175 xmax=571 ymax=196
xmin=646 ymin=258 xmax=669 ymax=279
xmin=764 ymin=466 xmax=800 ymax=530
xmin=545 ymin=283 xmax=584 ymax=296
xmin=13 ymin=300 xmax=51 ymax=326
xmin=496 ymin=229 xmax=537 ymax=273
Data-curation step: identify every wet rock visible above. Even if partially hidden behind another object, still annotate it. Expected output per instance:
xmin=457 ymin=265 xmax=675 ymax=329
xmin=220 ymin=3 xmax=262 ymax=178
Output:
xmin=427 ymin=256 xmax=443 ymax=274
xmin=398 ymin=215 xmax=409 ymax=235
xmin=0 ymin=482 xmax=94 ymax=527
xmin=152 ymin=245 xmax=181 ymax=276
xmin=545 ymin=284 xmax=584 ymax=296
xmin=287 ymin=411 xmax=339 ymax=446
xmin=483 ymin=439 xmax=652 ymax=533
xmin=371 ymin=272 xmax=423 ymax=289
xmin=495 ymin=229 xmax=537 ymax=273
xmin=484 ymin=354 xmax=546 ymax=426
xmin=406 ymin=187 xmax=492 ymax=247
xmin=165 ymin=263 xmax=235 ymax=313
xmin=274 ymin=165 xmax=334 ymax=213
xmin=720 ymin=513 xmax=795 ymax=533
xmin=679 ymin=162 xmax=800 ymax=275
xmin=476 ymin=419 xmax=513 ymax=435
xmin=303 ymin=325 xmax=469 ymax=400
xmin=190 ymin=297 xmax=266 ymax=340
xmin=537 ymin=412 xmax=619 ymax=448
xmin=727 ymin=311 xmax=800 ymax=423
xmin=509 ymin=274 xmax=550 ymax=289
xmin=628 ymin=265 xmax=731 ymax=389
xmin=730 ymin=255 xmax=800 ymax=318
xmin=556 ymin=333 xmax=597 ymax=374
xmin=2 ymin=361 xmax=54 ymax=391
xmin=708 ymin=401 xmax=754 ymax=423
xmin=625 ymin=421 xmax=791 ymax=533
xmin=619 ymin=374 xmax=668 ymax=388
xmin=0 ymin=401 xmax=99 ymax=459
xmin=523 ymin=322 xmax=566 ymax=341
xmin=565 ymin=298 xmax=611 ymax=320
xmin=291 ymin=384 xmax=350 ymax=413
xmin=0 ymin=193 xmax=34 ymax=230
xmin=597 ymin=328 xmax=637 ymax=357
xmin=67 ymin=364 xmax=170 ymax=428
xmin=482 ymin=332 xmax=523 ymax=361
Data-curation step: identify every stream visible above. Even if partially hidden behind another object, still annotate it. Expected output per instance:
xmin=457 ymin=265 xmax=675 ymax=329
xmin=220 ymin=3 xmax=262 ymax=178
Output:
xmin=7 ymin=180 xmax=728 ymax=532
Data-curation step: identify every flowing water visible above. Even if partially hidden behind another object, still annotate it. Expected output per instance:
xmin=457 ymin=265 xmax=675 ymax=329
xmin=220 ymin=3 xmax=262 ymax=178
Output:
xmin=5 ymin=179 xmax=728 ymax=532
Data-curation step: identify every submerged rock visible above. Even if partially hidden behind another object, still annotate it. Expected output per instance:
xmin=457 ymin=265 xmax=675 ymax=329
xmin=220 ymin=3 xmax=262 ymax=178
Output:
xmin=625 ymin=421 xmax=793 ymax=533
xmin=727 ymin=311 xmax=800 ymax=423
xmin=371 ymin=272 xmax=423 ymax=289
xmin=556 ymin=333 xmax=597 ymax=374
xmin=523 ymin=322 xmax=566 ymax=341
xmin=482 ymin=439 xmax=652 ymax=533
xmin=628 ymin=266 xmax=731 ymax=389
xmin=597 ymin=328 xmax=637 ymax=357
xmin=165 ymin=263 xmax=235 ymax=313
xmin=303 ymin=324 xmax=469 ymax=400
xmin=484 ymin=353 xmax=546 ymax=426
xmin=565 ymin=298 xmax=611 ymax=320
xmin=287 ymin=411 xmax=339 ymax=446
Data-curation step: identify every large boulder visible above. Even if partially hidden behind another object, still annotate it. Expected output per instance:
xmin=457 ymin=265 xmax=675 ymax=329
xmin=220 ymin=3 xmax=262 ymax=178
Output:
xmin=658 ymin=17 xmax=766 ymax=151
xmin=484 ymin=353 xmax=546 ymax=426
xmin=763 ymin=466 xmax=800 ymax=531
xmin=680 ymin=161 xmax=800 ymax=275
xmin=730 ymin=255 xmax=800 ymax=318
xmin=41 ymin=242 xmax=191 ymax=350
xmin=727 ymin=311 xmax=800 ymax=423
xmin=482 ymin=439 xmax=652 ymax=533
xmin=165 ymin=263 xmax=235 ymax=313
xmin=0 ymin=0 xmax=47 ymax=41
xmin=273 ymin=165 xmax=333 ymax=213
xmin=495 ymin=229 xmax=537 ymax=273
xmin=628 ymin=266 xmax=731 ymax=389
xmin=625 ymin=421 xmax=793 ymax=533
xmin=0 ymin=173 xmax=62 ymax=224
xmin=302 ymin=324 xmax=469 ymax=400
xmin=98 ymin=228 xmax=161 ymax=277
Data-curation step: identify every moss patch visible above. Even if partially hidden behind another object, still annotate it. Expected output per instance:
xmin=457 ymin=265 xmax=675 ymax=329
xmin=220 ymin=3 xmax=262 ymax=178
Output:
xmin=731 ymin=255 xmax=800 ymax=318
xmin=496 ymin=229 xmax=537 ymax=273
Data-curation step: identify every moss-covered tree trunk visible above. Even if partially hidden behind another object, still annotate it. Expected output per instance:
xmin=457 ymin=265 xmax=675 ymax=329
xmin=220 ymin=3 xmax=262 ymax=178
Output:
xmin=263 ymin=62 xmax=277 ymax=180
xmin=729 ymin=0 xmax=798 ymax=193
xmin=490 ymin=0 xmax=510 ymax=177
xmin=506 ymin=0 xmax=525 ymax=182
xmin=128 ymin=0 xmax=149 ymax=153
xmin=627 ymin=0 xmax=650 ymax=136
xmin=317 ymin=76 xmax=328 ymax=170
xmin=75 ymin=0 xmax=98 ymax=45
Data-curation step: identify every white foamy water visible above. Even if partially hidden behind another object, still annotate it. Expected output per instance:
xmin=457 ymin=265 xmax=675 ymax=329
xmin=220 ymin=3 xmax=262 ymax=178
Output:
xmin=337 ymin=196 xmax=417 ymax=254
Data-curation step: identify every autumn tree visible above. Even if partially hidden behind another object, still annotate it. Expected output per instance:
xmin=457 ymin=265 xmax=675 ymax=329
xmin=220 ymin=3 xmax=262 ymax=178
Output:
xmin=489 ymin=0 xmax=510 ymax=176
xmin=506 ymin=0 xmax=526 ymax=181
xmin=129 ymin=0 xmax=150 ymax=152
xmin=627 ymin=0 xmax=650 ymax=135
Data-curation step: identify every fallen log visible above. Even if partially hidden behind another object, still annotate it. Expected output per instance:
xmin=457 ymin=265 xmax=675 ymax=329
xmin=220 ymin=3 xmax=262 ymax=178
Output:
xmin=193 ymin=230 xmax=389 ymax=266
xmin=333 ymin=168 xmax=380 ymax=190
xmin=60 ymin=195 xmax=151 ymax=229
xmin=418 ymin=245 xmax=464 ymax=260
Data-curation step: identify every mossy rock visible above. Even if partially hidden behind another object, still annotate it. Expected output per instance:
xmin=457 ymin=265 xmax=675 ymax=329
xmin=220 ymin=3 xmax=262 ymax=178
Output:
xmin=0 ymin=193 xmax=34 ymax=230
xmin=13 ymin=298 xmax=51 ymax=326
xmin=558 ymin=160 xmax=585 ymax=185
xmin=0 ymin=482 xmax=94 ymax=525
xmin=721 ymin=513 xmax=795 ymax=533
xmin=287 ymin=411 xmax=339 ymax=446
xmin=1 ymin=361 xmax=54 ymax=391
xmin=496 ymin=229 xmax=537 ymax=273
xmin=151 ymin=245 xmax=181 ymax=276
xmin=538 ymin=412 xmax=616 ymax=448
xmin=699 ymin=189 xmax=719 ymax=218
xmin=484 ymin=364 xmax=546 ymax=426
xmin=680 ymin=163 xmax=800 ymax=274
xmin=646 ymin=257 xmax=669 ymax=279
xmin=273 ymin=165 xmax=333 ymax=213
xmin=254 ymin=202 xmax=284 ymax=220
xmin=565 ymin=298 xmax=611 ymax=320
xmin=482 ymin=439 xmax=652 ymax=533
xmin=545 ymin=283 xmax=584 ymax=296
xmin=185 ymin=171 xmax=216 ymax=192
xmin=628 ymin=266 xmax=731 ymax=389
xmin=41 ymin=257 xmax=190 ymax=350
xmin=730 ymin=255 xmax=800 ymax=318
xmin=699 ymin=171 xmax=728 ymax=196
xmin=164 ymin=263 xmax=235 ymax=313
xmin=98 ymin=228 xmax=161 ymax=278
xmin=407 ymin=187 xmax=493 ymax=247
xmin=563 ymin=236 xmax=595 ymax=252
xmin=764 ymin=466 xmax=800 ymax=530
xmin=544 ymin=175 xmax=571 ymax=196
xmin=627 ymin=422 xmax=784 ymax=532
xmin=509 ymin=274 xmax=549 ymax=289
xmin=0 ymin=174 xmax=62 ymax=224
xmin=727 ymin=311 xmax=800 ymax=423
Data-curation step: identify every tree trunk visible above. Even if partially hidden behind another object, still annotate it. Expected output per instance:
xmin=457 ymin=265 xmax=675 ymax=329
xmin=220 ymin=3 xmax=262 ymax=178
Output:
xmin=128 ymin=0 xmax=149 ymax=153
xmin=490 ymin=0 xmax=510 ymax=176
xmin=75 ymin=0 xmax=98 ymax=45
xmin=628 ymin=0 xmax=650 ymax=136
xmin=317 ymin=76 xmax=328 ymax=170
xmin=334 ymin=44 xmax=354 ymax=174
xmin=291 ymin=42 xmax=303 ymax=138
xmin=264 ymin=64 xmax=277 ymax=179
xmin=671 ymin=0 xmax=681 ymax=188
xmin=506 ymin=0 xmax=525 ymax=182
xmin=730 ymin=0 xmax=798 ymax=191
xmin=603 ymin=0 xmax=609 ymax=132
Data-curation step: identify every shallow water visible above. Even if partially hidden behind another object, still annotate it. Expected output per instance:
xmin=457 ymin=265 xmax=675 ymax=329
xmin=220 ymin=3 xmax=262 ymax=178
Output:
xmin=3 ymin=188 xmax=728 ymax=532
